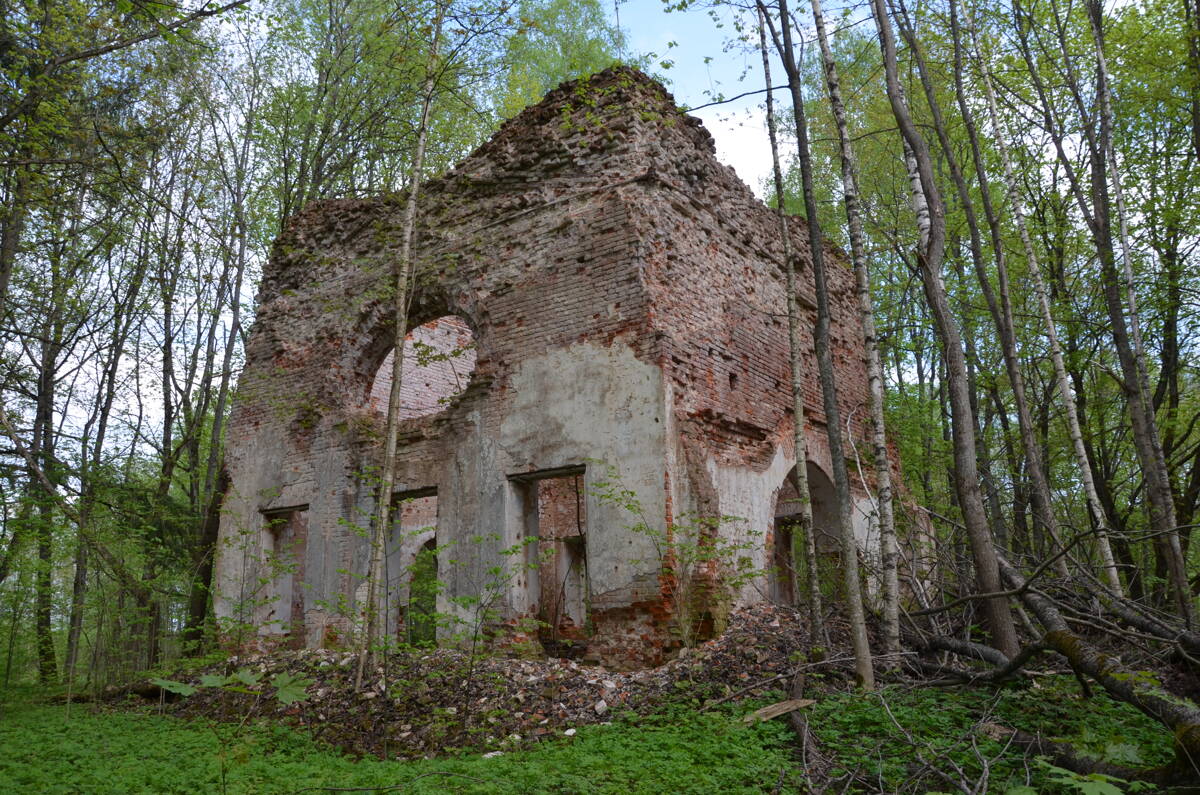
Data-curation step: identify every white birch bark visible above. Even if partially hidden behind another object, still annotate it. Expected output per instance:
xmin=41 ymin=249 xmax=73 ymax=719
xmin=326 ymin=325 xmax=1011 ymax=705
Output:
xmin=1084 ymin=0 xmax=1186 ymax=606
xmin=756 ymin=7 xmax=824 ymax=638
xmin=962 ymin=0 xmax=1122 ymax=593
xmin=869 ymin=0 xmax=1020 ymax=657
xmin=762 ymin=0 xmax=875 ymax=688
xmin=357 ymin=4 xmax=446 ymax=689
xmin=809 ymin=0 xmax=901 ymax=664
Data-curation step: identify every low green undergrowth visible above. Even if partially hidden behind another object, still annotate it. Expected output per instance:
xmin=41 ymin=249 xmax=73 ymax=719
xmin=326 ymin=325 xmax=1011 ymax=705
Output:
xmin=0 ymin=701 xmax=799 ymax=794
xmin=804 ymin=676 xmax=1171 ymax=792
xmin=0 ymin=674 xmax=1176 ymax=793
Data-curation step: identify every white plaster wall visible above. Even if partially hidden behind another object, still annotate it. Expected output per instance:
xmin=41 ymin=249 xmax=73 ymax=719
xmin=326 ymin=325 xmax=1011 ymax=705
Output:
xmin=705 ymin=447 xmax=796 ymax=607
xmin=497 ymin=341 xmax=667 ymax=607
xmin=213 ymin=414 xmax=317 ymax=636
xmin=700 ymin=445 xmax=885 ymax=610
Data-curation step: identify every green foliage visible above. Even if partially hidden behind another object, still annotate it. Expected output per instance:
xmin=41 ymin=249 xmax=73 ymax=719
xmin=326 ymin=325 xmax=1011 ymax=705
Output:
xmin=148 ymin=666 xmax=313 ymax=792
xmin=0 ymin=701 xmax=797 ymax=794
xmin=154 ymin=668 xmax=314 ymax=706
xmin=404 ymin=540 xmax=439 ymax=647
xmin=0 ymin=682 xmax=1172 ymax=792
xmin=805 ymin=677 xmax=1171 ymax=792
xmin=1035 ymin=759 xmax=1153 ymax=795
xmin=492 ymin=0 xmax=627 ymax=119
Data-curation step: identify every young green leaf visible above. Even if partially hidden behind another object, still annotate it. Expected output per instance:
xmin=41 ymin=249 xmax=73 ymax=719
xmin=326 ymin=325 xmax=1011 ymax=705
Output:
xmin=151 ymin=678 xmax=197 ymax=697
xmin=231 ymin=669 xmax=261 ymax=687
xmin=271 ymin=672 xmax=313 ymax=705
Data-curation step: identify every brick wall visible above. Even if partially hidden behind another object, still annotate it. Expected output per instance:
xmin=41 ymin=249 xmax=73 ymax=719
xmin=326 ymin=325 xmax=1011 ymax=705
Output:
xmin=216 ymin=67 xmax=898 ymax=667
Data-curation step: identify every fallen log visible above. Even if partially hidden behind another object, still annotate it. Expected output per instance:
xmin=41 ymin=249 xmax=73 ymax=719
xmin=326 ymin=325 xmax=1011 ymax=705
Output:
xmin=981 ymin=722 xmax=1198 ymax=791
xmin=998 ymin=553 xmax=1200 ymax=785
xmin=742 ymin=698 xmax=816 ymax=724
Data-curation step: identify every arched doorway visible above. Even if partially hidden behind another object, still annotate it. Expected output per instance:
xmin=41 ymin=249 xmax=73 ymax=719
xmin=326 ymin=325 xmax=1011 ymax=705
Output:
xmin=769 ymin=461 xmax=838 ymax=604
xmin=407 ymin=538 xmax=438 ymax=646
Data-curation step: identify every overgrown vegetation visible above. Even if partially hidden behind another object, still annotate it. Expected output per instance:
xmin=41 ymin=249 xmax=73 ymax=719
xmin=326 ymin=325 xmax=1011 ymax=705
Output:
xmin=0 ymin=698 xmax=797 ymax=794
xmin=5 ymin=0 xmax=1200 ymax=788
xmin=805 ymin=678 xmax=1170 ymax=792
xmin=0 ymin=674 xmax=1175 ymax=793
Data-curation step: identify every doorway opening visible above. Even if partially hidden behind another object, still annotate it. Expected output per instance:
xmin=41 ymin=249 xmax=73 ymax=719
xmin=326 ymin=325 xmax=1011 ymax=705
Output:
xmin=387 ymin=487 xmax=438 ymax=644
xmin=769 ymin=461 xmax=839 ymax=605
xmin=407 ymin=538 xmax=438 ymax=646
xmin=509 ymin=466 xmax=588 ymax=655
xmin=261 ymin=505 xmax=308 ymax=642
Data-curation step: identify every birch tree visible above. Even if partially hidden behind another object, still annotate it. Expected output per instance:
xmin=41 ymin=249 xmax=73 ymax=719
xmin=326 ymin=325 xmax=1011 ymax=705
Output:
xmin=756 ymin=6 xmax=824 ymax=640
xmin=761 ymin=0 xmax=875 ymax=688
xmin=357 ymin=2 xmax=448 ymax=689
xmin=808 ymin=0 xmax=901 ymax=662
xmin=868 ymin=0 xmax=1019 ymax=657
xmin=956 ymin=0 xmax=1121 ymax=593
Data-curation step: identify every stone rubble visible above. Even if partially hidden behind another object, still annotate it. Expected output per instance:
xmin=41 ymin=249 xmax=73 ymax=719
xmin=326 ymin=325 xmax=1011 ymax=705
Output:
xmin=166 ymin=603 xmax=848 ymax=759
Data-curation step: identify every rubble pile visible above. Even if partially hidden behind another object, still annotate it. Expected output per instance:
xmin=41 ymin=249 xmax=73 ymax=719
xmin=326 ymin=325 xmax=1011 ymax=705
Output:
xmin=164 ymin=603 xmax=839 ymax=759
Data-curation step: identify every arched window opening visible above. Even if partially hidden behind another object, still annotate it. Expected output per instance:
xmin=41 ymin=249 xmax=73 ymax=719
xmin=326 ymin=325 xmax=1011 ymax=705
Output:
xmin=369 ymin=315 xmax=476 ymax=419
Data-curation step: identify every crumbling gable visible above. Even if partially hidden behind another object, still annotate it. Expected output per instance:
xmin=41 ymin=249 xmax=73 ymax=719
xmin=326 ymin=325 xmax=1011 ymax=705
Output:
xmin=214 ymin=67 xmax=888 ymax=668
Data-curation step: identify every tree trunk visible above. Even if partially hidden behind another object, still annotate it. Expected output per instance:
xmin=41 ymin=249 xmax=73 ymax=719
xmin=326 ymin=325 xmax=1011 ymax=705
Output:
xmin=764 ymin=0 xmax=875 ymax=688
xmin=998 ymin=552 xmax=1200 ymax=785
xmin=869 ymin=0 xmax=1019 ymax=657
xmin=0 ymin=157 xmax=29 ymax=315
xmin=31 ymin=259 xmax=65 ymax=684
xmin=1083 ymin=0 xmax=1188 ymax=619
xmin=63 ymin=542 xmax=87 ymax=682
xmin=755 ymin=9 xmax=823 ymax=635
xmin=809 ymin=0 xmax=900 ymax=664
xmin=897 ymin=0 xmax=1068 ymax=579
xmin=357 ymin=3 xmax=447 ymax=689
xmin=184 ymin=469 xmax=230 ymax=648
xmin=34 ymin=497 xmax=56 ymax=683
xmin=963 ymin=0 xmax=1122 ymax=594
xmin=1012 ymin=0 xmax=1184 ymax=614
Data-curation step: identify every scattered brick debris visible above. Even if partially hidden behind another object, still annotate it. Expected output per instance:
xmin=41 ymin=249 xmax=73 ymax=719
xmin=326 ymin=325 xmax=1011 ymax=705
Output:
xmin=154 ymin=603 xmax=850 ymax=759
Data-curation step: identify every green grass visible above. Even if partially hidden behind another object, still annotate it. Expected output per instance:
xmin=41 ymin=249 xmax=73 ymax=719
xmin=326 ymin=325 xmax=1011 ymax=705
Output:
xmin=0 ymin=701 xmax=799 ymax=794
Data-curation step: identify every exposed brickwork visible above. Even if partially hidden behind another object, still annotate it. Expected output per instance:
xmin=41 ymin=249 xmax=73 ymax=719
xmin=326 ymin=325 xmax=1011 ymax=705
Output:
xmin=214 ymin=67 xmax=901 ymax=669
xmin=369 ymin=316 xmax=477 ymax=419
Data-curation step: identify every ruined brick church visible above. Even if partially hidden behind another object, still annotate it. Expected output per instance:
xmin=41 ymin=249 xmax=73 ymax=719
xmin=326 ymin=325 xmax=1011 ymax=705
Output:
xmin=213 ymin=67 xmax=887 ymax=668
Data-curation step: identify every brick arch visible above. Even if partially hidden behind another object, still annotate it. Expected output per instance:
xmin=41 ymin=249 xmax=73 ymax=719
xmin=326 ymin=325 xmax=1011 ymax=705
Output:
xmin=348 ymin=278 xmax=468 ymax=410
xmin=767 ymin=458 xmax=841 ymax=601
xmin=348 ymin=279 xmax=460 ymax=410
xmin=365 ymin=316 xmax=478 ymax=419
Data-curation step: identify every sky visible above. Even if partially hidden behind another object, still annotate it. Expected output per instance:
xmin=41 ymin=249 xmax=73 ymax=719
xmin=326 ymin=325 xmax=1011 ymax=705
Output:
xmin=608 ymin=0 xmax=1141 ymax=198
xmin=609 ymin=1 xmax=777 ymax=197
